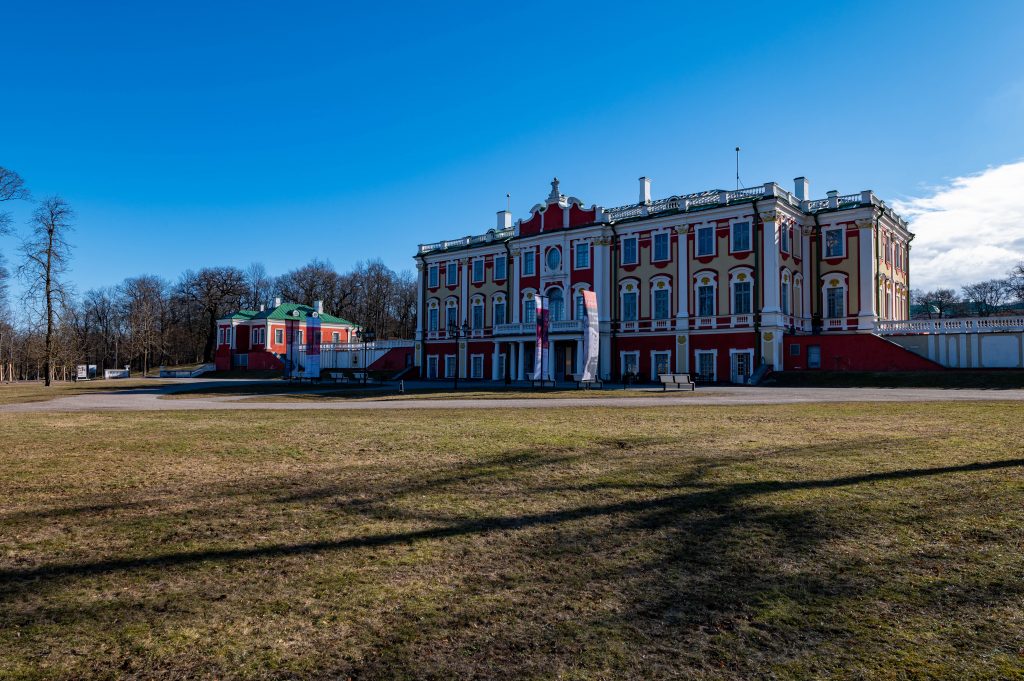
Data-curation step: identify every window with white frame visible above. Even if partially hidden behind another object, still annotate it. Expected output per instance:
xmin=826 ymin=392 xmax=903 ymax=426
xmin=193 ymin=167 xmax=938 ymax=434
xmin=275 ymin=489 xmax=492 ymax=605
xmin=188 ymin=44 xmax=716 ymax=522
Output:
xmin=472 ymin=258 xmax=484 ymax=283
xmin=574 ymin=242 xmax=590 ymax=269
xmin=696 ymin=225 xmax=715 ymax=256
xmin=824 ymin=227 xmax=844 ymax=258
xmin=493 ymin=254 xmax=506 ymax=280
xmin=622 ymin=289 xmax=638 ymax=321
xmin=428 ymin=264 xmax=439 ymax=288
xmin=426 ymin=355 xmax=438 ymax=379
xmin=274 ymin=328 xmax=283 ymax=345
xmin=446 ymin=262 xmax=458 ymax=286
xmin=575 ymin=292 xmax=585 ymax=320
xmin=621 ymin=236 xmax=638 ymax=265
xmin=653 ymin=232 xmax=670 ymax=262
xmin=493 ymin=297 xmax=506 ymax=326
xmin=471 ymin=299 xmax=484 ymax=329
xmin=696 ymin=351 xmax=716 ymax=382
xmin=332 ymin=331 xmax=340 ymax=343
xmin=444 ymin=355 xmax=456 ymax=378
xmin=428 ymin=306 xmax=439 ymax=332
xmin=548 ymin=288 xmax=564 ymax=322
xmin=251 ymin=327 xmax=265 ymax=345
xmin=733 ymin=281 xmax=752 ymax=315
xmin=826 ymin=286 xmax=845 ymax=318
xmin=445 ymin=302 xmax=458 ymax=331
xmin=781 ymin=280 xmax=791 ymax=315
xmin=218 ymin=328 xmax=226 ymax=345
xmin=781 ymin=224 xmax=790 ymax=253
xmin=652 ymin=351 xmax=671 ymax=379
xmin=621 ymin=351 xmax=639 ymax=378
xmin=521 ymin=251 xmax=535 ymax=276
xmin=524 ymin=298 xmax=536 ymax=324
xmin=653 ymin=288 xmax=670 ymax=319
xmin=470 ymin=354 xmax=484 ymax=379
xmin=731 ymin=221 xmax=751 ymax=252
xmin=697 ymin=284 xmax=715 ymax=316
xmin=295 ymin=329 xmax=303 ymax=344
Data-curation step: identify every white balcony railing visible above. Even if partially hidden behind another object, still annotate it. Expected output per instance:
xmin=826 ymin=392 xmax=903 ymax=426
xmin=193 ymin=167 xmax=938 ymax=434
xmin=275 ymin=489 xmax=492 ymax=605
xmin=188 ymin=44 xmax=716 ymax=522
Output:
xmin=730 ymin=314 xmax=751 ymax=328
xmin=876 ymin=316 xmax=1024 ymax=335
xmin=826 ymin=318 xmax=847 ymax=330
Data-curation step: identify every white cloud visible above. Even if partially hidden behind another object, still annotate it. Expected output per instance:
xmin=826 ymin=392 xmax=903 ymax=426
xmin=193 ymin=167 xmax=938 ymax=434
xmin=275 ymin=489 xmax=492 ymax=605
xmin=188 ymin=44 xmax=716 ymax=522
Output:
xmin=891 ymin=161 xmax=1024 ymax=291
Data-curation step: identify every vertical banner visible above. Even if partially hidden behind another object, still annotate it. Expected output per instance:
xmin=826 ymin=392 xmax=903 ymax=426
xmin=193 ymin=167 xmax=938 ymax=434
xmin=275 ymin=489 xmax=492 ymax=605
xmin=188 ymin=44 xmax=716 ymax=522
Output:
xmin=581 ymin=290 xmax=599 ymax=382
xmin=305 ymin=313 xmax=321 ymax=379
xmin=532 ymin=295 xmax=549 ymax=381
xmin=285 ymin=318 xmax=299 ymax=378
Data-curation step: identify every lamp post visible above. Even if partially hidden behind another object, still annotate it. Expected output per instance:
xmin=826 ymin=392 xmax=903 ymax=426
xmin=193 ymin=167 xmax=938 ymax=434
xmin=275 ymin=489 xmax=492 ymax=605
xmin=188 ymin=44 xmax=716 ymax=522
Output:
xmin=356 ymin=328 xmax=376 ymax=384
xmin=447 ymin=320 xmax=469 ymax=390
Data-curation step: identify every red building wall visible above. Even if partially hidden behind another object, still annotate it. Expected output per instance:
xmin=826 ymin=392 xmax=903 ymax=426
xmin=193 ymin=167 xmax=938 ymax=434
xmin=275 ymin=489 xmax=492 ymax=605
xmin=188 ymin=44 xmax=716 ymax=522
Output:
xmin=783 ymin=334 xmax=944 ymax=372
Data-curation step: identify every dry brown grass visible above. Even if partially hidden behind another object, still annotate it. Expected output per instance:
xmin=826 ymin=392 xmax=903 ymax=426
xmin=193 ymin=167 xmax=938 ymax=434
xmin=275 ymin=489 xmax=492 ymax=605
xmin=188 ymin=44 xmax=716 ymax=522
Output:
xmin=1 ymin=403 xmax=1023 ymax=679
xmin=0 ymin=379 xmax=169 ymax=406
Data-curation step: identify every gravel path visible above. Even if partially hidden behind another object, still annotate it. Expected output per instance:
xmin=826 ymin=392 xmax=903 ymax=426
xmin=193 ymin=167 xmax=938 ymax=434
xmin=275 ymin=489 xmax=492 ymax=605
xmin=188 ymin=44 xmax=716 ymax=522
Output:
xmin=3 ymin=380 xmax=1024 ymax=413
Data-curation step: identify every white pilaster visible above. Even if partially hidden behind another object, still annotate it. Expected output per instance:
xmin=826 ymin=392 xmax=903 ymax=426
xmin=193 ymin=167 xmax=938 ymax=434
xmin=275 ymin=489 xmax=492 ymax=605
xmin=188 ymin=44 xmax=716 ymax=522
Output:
xmin=857 ymin=219 xmax=877 ymax=329
xmin=760 ymin=211 xmax=781 ymax=319
xmin=461 ymin=259 xmax=469 ymax=325
xmin=492 ymin=341 xmax=500 ymax=380
xmin=511 ymin=250 xmax=521 ymax=324
xmin=517 ymin=341 xmax=525 ymax=380
xmin=674 ymin=225 xmax=689 ymax=328
xmin=575 ymin=339 xmax=583 ymax=379
xmin=548 ymin=340 xmax=556 ymax=381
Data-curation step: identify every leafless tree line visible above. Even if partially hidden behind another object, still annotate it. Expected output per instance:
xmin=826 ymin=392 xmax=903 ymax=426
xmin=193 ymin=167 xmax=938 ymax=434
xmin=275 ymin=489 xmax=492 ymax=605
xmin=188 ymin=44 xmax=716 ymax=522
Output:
xmin=0 ymin=165 xmax=416 ymax=382
xmin=912 ymin=263 xmax=1024 ymax=319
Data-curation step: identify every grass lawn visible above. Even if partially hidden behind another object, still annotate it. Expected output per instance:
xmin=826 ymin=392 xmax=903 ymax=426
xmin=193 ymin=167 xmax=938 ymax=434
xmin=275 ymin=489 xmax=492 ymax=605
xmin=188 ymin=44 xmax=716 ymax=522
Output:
xmin=0 ymin=378 xmax=170 ymax=406
xmin=1 ymin=403 xmax=1023 ymax=679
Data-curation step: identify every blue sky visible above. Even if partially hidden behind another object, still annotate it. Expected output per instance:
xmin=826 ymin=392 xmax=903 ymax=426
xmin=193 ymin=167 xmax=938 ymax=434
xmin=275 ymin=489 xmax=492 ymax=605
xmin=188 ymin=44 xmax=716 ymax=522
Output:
xmin=1 ymin=0 xmax=1023 ymax=294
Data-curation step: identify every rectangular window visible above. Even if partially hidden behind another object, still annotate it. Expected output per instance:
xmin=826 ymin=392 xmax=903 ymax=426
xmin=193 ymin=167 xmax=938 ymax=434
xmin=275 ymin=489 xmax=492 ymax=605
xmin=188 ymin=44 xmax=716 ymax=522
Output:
xmin=296 ymin=330 xmax=303 ymax=345
xmin=808 ymin=345 xmax=822 ymax=369
xmin=789 ymin=343 xmax=801 ymax=357
xmin=522 ymin=251 xmax=535 ymax=276
xmin=446 ymin=305 xmax=458 ymax=331
xmin=698 ymin=285 xmax=715 ymax=316
xmin=781 ymin=281 xmax=790 ymax=315
xmin=274 ymin=328 xmax=283 ymax=344
xmin=470 ymin=355 xmax=484 ymax=379
xmin=446 ymin=262 xmax=458 ymax=286
xmin=444 ymin=355 xmax=456 ymax=378
xmin=653 ymin=352 xmax=671 ymax=378
xmin=622 ymin=291 xmax=638 ymax=321
xmin=824 ymin=228 xmax=844 ymax=258
xmin=524 ymin=299 xmax=536 ymax=324
xmin=494 ymin=255 xmax=506 ymax=281
xmin=428 ymin=264 xmax=439 ymax=288
xmin=472 ymin=303 xmax=484 ymax=330
xmin=575 ymin=242 xmax=590 ymax=269
xmin=653 ymin=232 xmax=669 ymax=262
xmin=428 ymin=308 xmax=439 ymax=331
xmin=494 ymin=301 xmax=506 ymax=325
xmin=733 ymin=282 xmax=752 ymax=315
xmin=472 ymin=259 xmax=484 ymax=283
xmin=696 ymin=352 xmax=715 ymax=383
xmin=731 ymin=222 xmax=751 ymax=252
xmin=827 ymin=287 xmax=845 ymax=318
xmin=781 ymin=225 xmax=790 ymax=253
xmin=332 ymin=332 xmax=340 ymax=343
xmin=622 ymin=352 xmax=639 ymax=377
xmin=696 ymin=226 xmax=715 ymax=256
xmin=621 ymin=237 xmax=638 ymax=265
xmin=426 ymin=356 xmax=438 ymax=379
xmin=653 ymin=288 xmax=670 ymax=319
xmin=575 ymin=294 xmax=585 ymax=320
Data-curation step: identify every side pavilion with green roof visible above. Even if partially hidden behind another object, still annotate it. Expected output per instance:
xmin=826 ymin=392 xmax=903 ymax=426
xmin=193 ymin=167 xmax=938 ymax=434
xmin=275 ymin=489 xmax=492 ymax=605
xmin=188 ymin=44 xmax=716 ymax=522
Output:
xmin=215 ymin=298 xmax=360 ymax=372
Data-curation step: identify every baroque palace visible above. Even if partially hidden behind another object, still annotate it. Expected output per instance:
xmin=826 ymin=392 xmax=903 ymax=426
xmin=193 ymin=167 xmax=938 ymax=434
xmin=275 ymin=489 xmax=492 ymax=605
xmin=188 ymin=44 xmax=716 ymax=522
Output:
xmin=414 ymin=176 xmax=915 ymax=383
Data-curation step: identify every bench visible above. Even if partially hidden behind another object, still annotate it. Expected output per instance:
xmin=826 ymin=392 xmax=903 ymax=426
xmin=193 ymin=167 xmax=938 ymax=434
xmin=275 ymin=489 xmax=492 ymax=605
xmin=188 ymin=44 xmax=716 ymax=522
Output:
xmin=530 ymin=379 xmax=555 ymax=388
xmin=572 ymin=373 xmax=603 ymax=389
xmin=659 ymin=373 xmax=695 ymax=391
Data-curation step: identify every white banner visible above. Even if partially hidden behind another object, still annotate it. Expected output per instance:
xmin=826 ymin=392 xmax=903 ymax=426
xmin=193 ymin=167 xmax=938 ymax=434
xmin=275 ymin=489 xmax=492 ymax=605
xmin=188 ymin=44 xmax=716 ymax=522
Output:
xmin=581 ymin=290 xmax=599 ymax=381
xmin=532 ymin=296 xmax=549 ymax=381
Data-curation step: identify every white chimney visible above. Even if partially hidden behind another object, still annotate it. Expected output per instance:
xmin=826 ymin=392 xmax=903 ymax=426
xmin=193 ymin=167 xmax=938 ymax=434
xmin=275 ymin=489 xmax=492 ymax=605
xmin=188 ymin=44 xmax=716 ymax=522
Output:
xmin=794 ymin=177 xmax=809 ymax=201
xmin=497 ymin=210 xmax=512 ymax=229
xmin=639 ymin=176 xmax=651 ymax=204
xmin=314 ymin=299 xmax=324 ymax=314
xmin=259 ymin=304 xmax=265 ymax=312
xmin=274 ymin=296 xmax=281 ymax=308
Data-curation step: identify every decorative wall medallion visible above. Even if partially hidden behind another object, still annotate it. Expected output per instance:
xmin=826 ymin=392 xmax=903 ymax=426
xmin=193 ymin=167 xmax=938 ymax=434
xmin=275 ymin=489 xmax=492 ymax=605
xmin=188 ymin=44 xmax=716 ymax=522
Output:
xmin=626 ymin=283 xmax=634 ymax=291
xmin=829 ymin=278 xmax=840 ymax=287
xmin=737 ymin=273 xmax=747 ymax=281
xmin=677 ymin=336 xmax=687 ymax=345
xmin=763 ymin=332 xmax=774 ymax=342
xmin=657 ymin=281 xmax=666 ymax=289
xmin=701 ymin=277 xmax=710 ymax=285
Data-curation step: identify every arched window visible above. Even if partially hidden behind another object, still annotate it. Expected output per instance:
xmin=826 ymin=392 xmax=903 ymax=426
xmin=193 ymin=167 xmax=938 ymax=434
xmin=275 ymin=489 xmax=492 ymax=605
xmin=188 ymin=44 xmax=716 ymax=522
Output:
xmin=492 ymin=294 xmax=507 ymax=326
xmin=547 ymin=287 xmax=564 ymax=322
xmin=650 ymin=276 xmax=672 ymax=320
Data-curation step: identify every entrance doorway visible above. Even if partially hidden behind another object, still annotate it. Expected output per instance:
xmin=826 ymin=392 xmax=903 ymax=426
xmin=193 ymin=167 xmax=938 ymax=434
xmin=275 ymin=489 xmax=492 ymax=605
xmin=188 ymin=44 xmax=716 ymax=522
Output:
xmin=730 ymin=350 xmax=753 ymax=384
xmin=554 ymin=341 xmax=575 ymax=381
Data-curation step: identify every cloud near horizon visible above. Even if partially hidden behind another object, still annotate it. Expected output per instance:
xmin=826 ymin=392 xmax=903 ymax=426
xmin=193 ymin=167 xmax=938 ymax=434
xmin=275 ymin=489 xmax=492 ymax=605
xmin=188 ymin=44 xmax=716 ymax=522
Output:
xmin=892 ymin=161 xmax=1024 ymax=291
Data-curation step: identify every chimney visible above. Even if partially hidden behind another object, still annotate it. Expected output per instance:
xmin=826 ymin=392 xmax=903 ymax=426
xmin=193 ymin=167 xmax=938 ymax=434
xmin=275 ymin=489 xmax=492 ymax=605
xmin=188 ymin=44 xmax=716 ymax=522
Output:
xmin=639 ymin=176 xmax=651 ymax=204
xmin=497 ymin=210 xmax=512 ymax=229
xmin=259 ymin=304 xmax=265 ymax=312
xmin=273 ymin=296 xmax=281 ymax=308
xmin=314 ymin=300 xmax=324 ymax=314
xmin=794 ymin=177 xmax=809 ymax=201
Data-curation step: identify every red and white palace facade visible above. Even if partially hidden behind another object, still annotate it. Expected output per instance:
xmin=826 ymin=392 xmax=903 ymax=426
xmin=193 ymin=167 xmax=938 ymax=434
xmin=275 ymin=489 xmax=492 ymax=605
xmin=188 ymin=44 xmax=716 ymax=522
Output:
xmin=414 ymin=177 xmax=918 ymax=383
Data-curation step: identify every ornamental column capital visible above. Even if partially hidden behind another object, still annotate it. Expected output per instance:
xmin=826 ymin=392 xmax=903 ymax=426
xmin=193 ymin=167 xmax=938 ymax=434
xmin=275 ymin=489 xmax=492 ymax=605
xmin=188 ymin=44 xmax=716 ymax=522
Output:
xmin=855 ymin=219 xmax=875 ymax=231
xmin=673 ymin=224 xmax=690 ymax=234
xmin=759 ymin=210 xmax=779 ymax=223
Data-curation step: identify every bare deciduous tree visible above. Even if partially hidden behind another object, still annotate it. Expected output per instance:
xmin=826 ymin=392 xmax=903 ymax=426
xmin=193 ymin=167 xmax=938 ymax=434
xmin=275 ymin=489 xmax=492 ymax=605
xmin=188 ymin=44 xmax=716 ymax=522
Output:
xmin=119 ymin=275 xmax=168 ymax=375
xmin=0 ymin=166 xmax=30 ymax=236
xmin=178 ymin=266 xmax=247 ymax=361
xmin=243 ymin=262 xmax=274 ymax=311
xmin=911 ymin=288 xmax=960 ymax=319
xmin=962 ymin=279 xmax=1010 ymax=317
xmin=19 ymin=197 xmax=74 ymax=386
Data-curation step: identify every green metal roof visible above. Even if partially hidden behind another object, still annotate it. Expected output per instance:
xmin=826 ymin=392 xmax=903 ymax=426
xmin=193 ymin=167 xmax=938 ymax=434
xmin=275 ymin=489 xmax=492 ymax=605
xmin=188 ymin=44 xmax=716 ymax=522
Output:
xmin=250 ymin=302 xmax=357 ymax=326
xmin=225 ymin=310 xmax=259 ymax=320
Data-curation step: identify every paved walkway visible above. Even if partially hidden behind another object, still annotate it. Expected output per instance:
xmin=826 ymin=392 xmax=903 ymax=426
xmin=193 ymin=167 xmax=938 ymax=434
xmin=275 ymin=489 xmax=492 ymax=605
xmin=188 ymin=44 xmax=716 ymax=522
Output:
xmin=3 ymin=379 xmax=1024 ymax=413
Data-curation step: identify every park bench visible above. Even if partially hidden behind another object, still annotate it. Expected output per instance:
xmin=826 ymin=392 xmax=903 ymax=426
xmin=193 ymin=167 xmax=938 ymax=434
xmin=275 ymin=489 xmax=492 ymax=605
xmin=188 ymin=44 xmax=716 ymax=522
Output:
xmin=572 ymin=373 xmax=603 ymax=389
xmin=659 ymin=373 xmax=695 ymax=391
xmin=530 ymin=379 xmax=555 ymax=388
